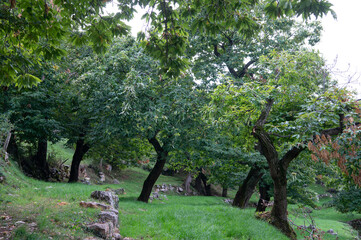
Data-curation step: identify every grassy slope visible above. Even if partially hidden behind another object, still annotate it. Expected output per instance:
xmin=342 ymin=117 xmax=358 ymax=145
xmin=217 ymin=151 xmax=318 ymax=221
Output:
xmin=1 ymin=154 xmax=360 ymax=240
xmin=0 ymin=162 xmax=289 ymax=240
xmin=289 ymin=185 xmax=361 ymax=239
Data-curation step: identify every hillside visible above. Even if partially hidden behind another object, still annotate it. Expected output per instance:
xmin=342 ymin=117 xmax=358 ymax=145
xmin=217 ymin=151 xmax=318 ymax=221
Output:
xmin=1 ymin=159 xmax=360 ymax=240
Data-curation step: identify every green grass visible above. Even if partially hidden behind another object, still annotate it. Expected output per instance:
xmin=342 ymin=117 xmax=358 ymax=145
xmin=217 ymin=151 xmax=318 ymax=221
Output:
xmin=48 ymin=140 xmax=74 ymax=165
xmin=288 ymin=184 xmax=361 ymax=240
xmin=1 ymin=161 xmax=360 ymax=240
xmin=0 ymin=162 xmax=288 ymax=240
xmin=118 ymin=196 xmax=288 ymax=240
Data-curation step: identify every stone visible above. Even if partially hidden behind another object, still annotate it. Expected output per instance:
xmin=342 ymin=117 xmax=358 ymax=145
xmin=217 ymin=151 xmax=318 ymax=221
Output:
xmin=112 ymin=233 xmax=122 ymax=240
xmin=91 ymin=191 xmax=119 ymax=209
xmin=99 ymin=211 xmax=118 ymax=227
xmin=152 ymin=192 xmax=159 ymax=199
xmin=113 ymin=188 xmax=125 ymax=195
xmin=177 ymin=187 xmax=184 ymax=192
xmin=28 ymin=222 xmax=37 ymax=228
xmin=106 ymin=208 xmax=119 ymax=215
xmin=223 ymin=199 xmax=233 ymax=204
xmin=327 ymin=229 xmax=337 ymax=235
xmin=0 ymin=172 xmax=5 ymax=184
xmin=15 ymin=221 xmax=26 ymax=226
xmin=99 ymin=172 xmax=105 ymax=182
xmin=113 ymin=179 xmax=120 ymax=184
xmin=80 ymin=201 xmax=111 ymax=210
xmin=87 ymin=222 xmax=113 ymax=239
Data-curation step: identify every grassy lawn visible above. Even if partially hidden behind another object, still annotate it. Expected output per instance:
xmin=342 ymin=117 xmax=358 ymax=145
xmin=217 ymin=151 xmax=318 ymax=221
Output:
xmin=1 ymin=161 xmax=360 ymax=240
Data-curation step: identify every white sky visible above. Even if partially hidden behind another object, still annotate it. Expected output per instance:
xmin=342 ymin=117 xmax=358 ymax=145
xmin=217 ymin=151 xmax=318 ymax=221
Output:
xmin=317 ymin=0 xmax=361 ymax=97
xmin=105 ymin=1 xmax=361 ymax=97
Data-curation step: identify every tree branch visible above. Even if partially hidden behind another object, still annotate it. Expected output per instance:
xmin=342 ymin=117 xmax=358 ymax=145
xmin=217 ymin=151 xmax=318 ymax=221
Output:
xmin=255 ymin=98 xmax=274 ymax=127
xmin=237 ymin=59 xmax=257 ymax=78
xmin=148 ymin=136 xmax=164 ymax=156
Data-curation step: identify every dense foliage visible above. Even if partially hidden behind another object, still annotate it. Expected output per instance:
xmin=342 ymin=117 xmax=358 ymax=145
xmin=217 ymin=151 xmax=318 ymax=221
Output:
xmin=4 ymin=0 xmax=361 ymax=239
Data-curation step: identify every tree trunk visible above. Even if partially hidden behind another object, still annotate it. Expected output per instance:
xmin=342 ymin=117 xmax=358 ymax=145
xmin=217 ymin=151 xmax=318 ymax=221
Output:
xmin=233 ymin=165 xmax=264 ymax=208
xmin=194 ymin=169 xmax=212 ymax=195
xmin=68 ymin=137 xmax=90 ymax=183
xmin=222 ymin=187 xmax=228 ymax=197
xmin=256 ymin=176 xmax=271 ymax=212
xmin=138 ymin=137 xmax=168 ymax=203
xmin=270 ymin=173 xmax=296 ymax=240
xmin=195 ymin=174 xmax=204 ymax=195
xmin=34 ymin=138 xmax=50 ymax=180
xmin=199 ymin=171 xmax=211 ymax=196
xmin=7 ymin=133 xmax=20 ymax=162
xmin=184 ymin=173 xmax=192 ymax=194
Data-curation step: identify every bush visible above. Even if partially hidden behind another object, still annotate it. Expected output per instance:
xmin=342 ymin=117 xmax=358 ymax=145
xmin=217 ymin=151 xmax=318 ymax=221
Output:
xmin=333 ymin=187 xmax=361 ymax=213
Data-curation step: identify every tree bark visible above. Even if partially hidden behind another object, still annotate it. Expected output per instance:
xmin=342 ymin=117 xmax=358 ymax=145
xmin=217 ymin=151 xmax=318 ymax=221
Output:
xmin=222 ymin=187 xmax=228 ymax=197
xmin=256 ymin=176 xmax=271 ymax=212
xmin=34 ymin=137 xmax=50 ymax=180
xmin=7 ymin=133 xmax=20 ymax=163
xmin=195 ymin=174 xmax=204 ymax=195
xmin=184 ymin=173 xmax=192 ymax=194
xmin=68 ymin=136 xmax=90 ymax=183
xmin=200 ymin=170 xmax=212 ymax=196
xmin=194 ymin=169 xmax=212 ymax=196
xmin=252 ymin=99 xmax=297 ymax=239
xmin=233 ymin=165 xmax=264 ymax=208
xmin=138 ymin=136 xmax=168 ymax=203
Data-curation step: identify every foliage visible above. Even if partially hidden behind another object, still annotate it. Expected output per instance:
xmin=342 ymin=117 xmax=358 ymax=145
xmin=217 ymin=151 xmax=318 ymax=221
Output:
xmin=308 ymin=98 xmax=361 ymax=188
xmin=333 ymin=188 xmax=361 ymax=213
xmin=0 ymin=0 xmax=130 ymax=87
xmin=88 ymin=137 xmax=153 ymax=170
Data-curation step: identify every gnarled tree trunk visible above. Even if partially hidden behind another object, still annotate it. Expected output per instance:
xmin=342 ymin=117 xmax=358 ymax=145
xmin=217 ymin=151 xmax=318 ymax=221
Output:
xmin=256 ymin=176 xmax=271 ymax=212
xmin=233 ymin=165 xmax=264 ymax=208
xmin=252 ymin=99 xmax=297 ymax=239
xmin=68 ymin=135 xmax=90 ymax=183
xmin=138 ymin=136 xmax=168 ymax=203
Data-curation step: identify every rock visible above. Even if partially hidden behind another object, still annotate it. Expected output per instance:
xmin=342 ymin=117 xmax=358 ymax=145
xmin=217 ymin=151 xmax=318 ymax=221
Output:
xmin=0 ymin=172 xmax=5 ymax=184
xmin=113 ymin=179 xmax=120 ymax=184
xmin=223 ymin=199 xmax=233 ymax=204
xmin=177 ymin=187 xmax=184 ymax=193
xmin=327 ymin=229 xmax=337 ymax=235
xmin=113 ymin=188 xmax=125 ymax=195
xmin=112 ymin=233 xmax=122 ymax=240
xmin=99 ymin=211 xmax=118 ymax=227
xmin=80 ymin=201 xmax=111 ymax=210
xmin=91 ymin=191 xmax=119 ymax=209
xmin=152 ymin=192 xmax=159 ymax=199
xmin=28 ymin=222 xmax=37 ymax=228
xmin=82 ymin=177 xmax=91 ymax=185
xmin=99 ymin=172 xmax=105 ymax=182
xmin=87 ymin=222 xmax=114 ymax=239
xmin=106 ymin=208 xmax=119 ymax=215
xmin=15 ymin=221 xmax=26 ymax=226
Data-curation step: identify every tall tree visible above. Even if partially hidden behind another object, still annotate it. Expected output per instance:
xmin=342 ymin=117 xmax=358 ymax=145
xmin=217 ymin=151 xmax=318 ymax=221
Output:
xmin=209 ymin=50 xmax=351 ymax=238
